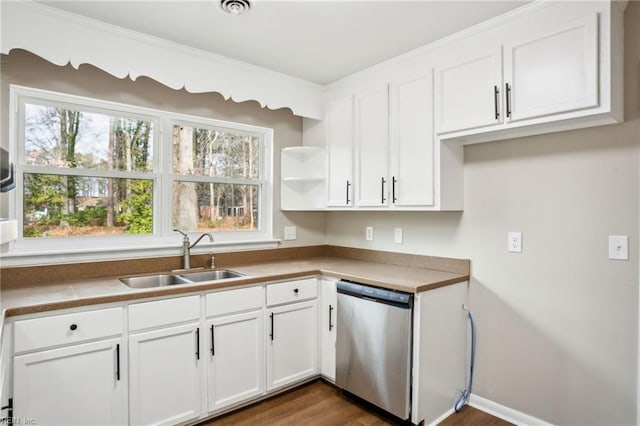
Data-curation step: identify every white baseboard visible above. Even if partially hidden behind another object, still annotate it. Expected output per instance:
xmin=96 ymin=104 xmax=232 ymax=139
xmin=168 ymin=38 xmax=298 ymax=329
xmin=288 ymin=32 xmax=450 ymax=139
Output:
xmin=468 ymin=393 xmax=554 ymax=426
xmin=426 ymin=407 xmax=455 ymax=426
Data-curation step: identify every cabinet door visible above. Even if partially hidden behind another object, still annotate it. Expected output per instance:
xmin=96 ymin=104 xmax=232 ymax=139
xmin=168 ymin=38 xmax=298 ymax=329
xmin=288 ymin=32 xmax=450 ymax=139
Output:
xmin=14 ymin=338 xmax=125 ymax=426
xmin=504 ymin=14 xmax=598 ymax=122
xmin=207 ymin=311 xmax=265 ymax=413
xmin=326 ymin=95 xmax=354 ymax=207
xmin=266 ymin=300 xmax=318 ymax=390
xmin=434 ymin=45 xmax=503 ymax=134
xmin=390 ymin=71 xmax=435 ymax=207
xmin=319 ymin=280 xmax=337 ymax=381
xmin=129 ymin=323 xmax=202 ymax=426
xmin=355 ymin=85 xmax=390 ymax=207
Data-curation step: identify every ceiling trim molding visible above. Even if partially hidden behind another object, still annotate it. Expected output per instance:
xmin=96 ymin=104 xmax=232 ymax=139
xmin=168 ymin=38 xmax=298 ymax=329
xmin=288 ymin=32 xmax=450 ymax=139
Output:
xmin=0 ymin=1 xmax=324 ymax=119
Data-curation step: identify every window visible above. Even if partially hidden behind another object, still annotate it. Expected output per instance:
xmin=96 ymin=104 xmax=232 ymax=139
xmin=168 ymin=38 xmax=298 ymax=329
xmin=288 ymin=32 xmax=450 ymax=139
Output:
xmin=10 ymin=86 xmax=273 ymax=255
xmin=171 ymin=123 xmax=262 ymax=234
xmin=22 ymin=101 xmax=156 ymax=238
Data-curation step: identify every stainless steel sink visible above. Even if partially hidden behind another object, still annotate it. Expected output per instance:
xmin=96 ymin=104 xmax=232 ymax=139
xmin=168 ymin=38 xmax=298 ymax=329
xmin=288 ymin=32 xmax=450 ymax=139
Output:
xmin=178 ymin=269 xmax=244 ymax=282
xmin=120 ymin=274 xmax=191 ymax=289
xmin=120 ymin=269 xmax=245 ymax=288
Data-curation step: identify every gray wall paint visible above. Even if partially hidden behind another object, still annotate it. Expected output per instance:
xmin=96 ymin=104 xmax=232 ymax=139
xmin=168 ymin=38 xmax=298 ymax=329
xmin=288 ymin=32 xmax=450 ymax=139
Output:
xmin=326 ymin=4 xmax=640 ymax=425
xmin=0 ymin=50 xmax=326 ymax=246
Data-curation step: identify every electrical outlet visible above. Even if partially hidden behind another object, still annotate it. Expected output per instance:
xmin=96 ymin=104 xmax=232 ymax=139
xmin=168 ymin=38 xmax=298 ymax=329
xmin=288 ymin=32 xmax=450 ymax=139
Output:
xmin=394 ymin=228 xmax=403 ymax=244
xmin=284 ymin=226 xmax=297 ymax=241
xmin=609 ymin=235 xmax=628 ymax=260
xmin=365 ymin=226 xmax=373 ymax=241
xmin=508 ymin=232 xmax=522 ymax=253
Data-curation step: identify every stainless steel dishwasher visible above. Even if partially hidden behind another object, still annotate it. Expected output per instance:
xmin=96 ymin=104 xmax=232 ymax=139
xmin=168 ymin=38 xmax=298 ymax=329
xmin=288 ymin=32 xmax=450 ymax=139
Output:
xmin=336 ymin=280 xmax=413 ymax=420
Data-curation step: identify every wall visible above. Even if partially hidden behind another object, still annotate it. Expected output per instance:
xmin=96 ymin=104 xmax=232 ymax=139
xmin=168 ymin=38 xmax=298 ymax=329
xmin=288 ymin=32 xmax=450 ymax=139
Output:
xmin=0 ymin=50 xmax=326 ymax=247
xmin=326 ymin=3 xmax=640 ymax=425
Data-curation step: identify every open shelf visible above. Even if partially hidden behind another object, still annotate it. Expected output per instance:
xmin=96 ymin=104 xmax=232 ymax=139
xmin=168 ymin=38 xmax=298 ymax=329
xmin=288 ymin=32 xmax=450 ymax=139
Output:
xmin=281 ymin=147 xmax=326 ymax=210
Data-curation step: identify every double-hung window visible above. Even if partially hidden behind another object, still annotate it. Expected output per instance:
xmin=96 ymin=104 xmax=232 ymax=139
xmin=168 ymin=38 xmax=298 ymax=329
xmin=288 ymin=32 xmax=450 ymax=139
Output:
xmin=9 ymin=86 xmax=273 ymax=259
xmin=170 ymin=121 xmax=264 ymax=237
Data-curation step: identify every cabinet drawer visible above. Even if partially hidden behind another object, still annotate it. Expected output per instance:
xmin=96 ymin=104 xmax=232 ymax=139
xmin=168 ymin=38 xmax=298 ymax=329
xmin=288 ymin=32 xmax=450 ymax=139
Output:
xmin=129 ymin=295 xmax=199 ymax=331
xmin=14 ymin=307 xmax=123 ymax=353
xmin=267 ymin=278 xmax=317 ymax=306
xmin=206 ymin=286 xmax=263 ymax=317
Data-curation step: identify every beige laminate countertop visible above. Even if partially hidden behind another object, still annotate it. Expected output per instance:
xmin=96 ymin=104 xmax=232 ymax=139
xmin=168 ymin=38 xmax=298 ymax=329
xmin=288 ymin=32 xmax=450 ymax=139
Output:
xmin=1 ymin=253 xmax=470 ymax=317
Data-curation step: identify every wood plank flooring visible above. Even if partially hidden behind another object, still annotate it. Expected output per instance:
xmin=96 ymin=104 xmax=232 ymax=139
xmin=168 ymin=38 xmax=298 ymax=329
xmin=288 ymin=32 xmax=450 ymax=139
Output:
xmin=198 ymin=380 xmax=513 ymax=425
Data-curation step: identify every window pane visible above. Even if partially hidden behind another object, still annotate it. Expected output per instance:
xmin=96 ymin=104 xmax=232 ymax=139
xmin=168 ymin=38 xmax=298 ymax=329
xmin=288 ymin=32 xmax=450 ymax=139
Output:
xmin=25 ymin=103 xmax=153 ymax=172
xmin=23 ymin=173 xmax=153 ymax=238
xmin=172 ymin=125 xmax=259 ymax=178
xmin=172 ymin=181 xmax=258 ymax=232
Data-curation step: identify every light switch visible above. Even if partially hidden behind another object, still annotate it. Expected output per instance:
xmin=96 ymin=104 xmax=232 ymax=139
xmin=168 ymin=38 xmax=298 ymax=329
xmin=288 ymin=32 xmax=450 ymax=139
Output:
xmin=284 ymin=226 xmax=297 ymax=241
xmin=508 ymin=232 xmax=522 ymax=253
xmin=608 ymin=235 xmax=628 ymax=260
xmin=365 ymin=226 xmax=373 ymax=241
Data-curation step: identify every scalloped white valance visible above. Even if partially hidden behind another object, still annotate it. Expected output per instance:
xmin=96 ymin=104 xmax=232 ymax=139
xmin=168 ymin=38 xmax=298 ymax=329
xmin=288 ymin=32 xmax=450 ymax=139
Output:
xmin=0 ymin=1 xmax=324 ymax=119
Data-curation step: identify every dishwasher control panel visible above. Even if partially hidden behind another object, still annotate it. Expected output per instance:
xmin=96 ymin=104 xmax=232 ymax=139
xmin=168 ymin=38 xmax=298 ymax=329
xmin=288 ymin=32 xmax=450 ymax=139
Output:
xmin=337 ymin=280 xmax=412 ymax=308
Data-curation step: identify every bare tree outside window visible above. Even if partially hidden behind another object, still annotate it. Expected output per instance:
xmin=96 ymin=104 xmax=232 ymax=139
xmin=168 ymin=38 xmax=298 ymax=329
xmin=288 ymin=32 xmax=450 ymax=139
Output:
xmin=172 ymin=125 xmax=260 ymax=233
xmin=23 ymin=103 xmax=154 ymax=238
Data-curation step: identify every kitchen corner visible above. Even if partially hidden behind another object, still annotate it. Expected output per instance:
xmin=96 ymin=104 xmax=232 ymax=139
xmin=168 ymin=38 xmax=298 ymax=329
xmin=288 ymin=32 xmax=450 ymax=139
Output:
xmin=0 ymin=245 xmax=470 ymax=426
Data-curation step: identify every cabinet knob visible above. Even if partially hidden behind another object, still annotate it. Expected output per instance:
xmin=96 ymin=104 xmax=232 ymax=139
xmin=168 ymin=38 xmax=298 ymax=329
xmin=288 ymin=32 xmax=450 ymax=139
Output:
xmin=69 ymin=324 xmax=78 ymax=331
xmin=293 ymin=288 xmax=299 ymax=294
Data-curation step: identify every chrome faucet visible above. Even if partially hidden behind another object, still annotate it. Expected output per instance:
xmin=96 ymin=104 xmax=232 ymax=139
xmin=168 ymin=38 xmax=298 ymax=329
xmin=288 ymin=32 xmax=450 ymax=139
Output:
xmin=174 ymin=229 xmax=214 ymax=270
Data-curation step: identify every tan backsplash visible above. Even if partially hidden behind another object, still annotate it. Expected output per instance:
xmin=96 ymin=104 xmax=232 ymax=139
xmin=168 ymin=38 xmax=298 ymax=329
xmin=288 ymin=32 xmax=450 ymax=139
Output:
xmin=0 ymin=245 xmax=469 ymax=287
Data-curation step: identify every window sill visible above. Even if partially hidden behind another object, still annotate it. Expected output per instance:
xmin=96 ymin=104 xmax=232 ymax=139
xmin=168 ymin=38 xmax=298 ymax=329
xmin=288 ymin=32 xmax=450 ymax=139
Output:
xmin=0 ymin=239 xmax=281 ymax=268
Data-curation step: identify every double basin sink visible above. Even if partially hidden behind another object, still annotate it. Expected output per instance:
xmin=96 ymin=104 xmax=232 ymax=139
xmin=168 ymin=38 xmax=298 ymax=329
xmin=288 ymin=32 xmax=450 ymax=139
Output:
xmin=120 ymin=269 xmax=244 ymax=289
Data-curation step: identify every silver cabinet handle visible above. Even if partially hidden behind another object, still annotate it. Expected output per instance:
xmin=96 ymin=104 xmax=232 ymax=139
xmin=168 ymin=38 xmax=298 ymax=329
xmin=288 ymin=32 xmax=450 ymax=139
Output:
xmin=381 ymin=177 xmax=386 ymax=204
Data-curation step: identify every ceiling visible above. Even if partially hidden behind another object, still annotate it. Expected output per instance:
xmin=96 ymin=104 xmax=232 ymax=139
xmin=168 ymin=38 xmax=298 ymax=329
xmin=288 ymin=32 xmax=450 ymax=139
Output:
xmin=38 ymin=0 xmax=530 ymax=85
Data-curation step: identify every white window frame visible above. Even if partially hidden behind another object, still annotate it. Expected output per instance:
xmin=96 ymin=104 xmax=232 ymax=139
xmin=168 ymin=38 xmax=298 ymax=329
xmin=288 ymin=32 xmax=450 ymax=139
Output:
xmin=3 ymin=85 xmax=275 ymax=266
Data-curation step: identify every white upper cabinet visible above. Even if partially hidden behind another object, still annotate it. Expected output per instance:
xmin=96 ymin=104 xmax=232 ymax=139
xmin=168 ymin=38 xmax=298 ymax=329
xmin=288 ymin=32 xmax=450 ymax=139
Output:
xmin=434 ymin=45 xmax=503 ymax=134
xmin=389 ymin=70 xmax=435 ymax=207
xmin=434 ymin=1 xmax=620 ymax=141
xmin=355 ymin=84 xmax=390 ymax=207
xmin=504 ymin=14 xmax=598 ymax=123
xmin=326 ymin=95 xmax=355 ymax=207
xmin=292 ymin=0 xmax=622 ymax=211
xmin=435 ymin=9 xmax=600 ymax=134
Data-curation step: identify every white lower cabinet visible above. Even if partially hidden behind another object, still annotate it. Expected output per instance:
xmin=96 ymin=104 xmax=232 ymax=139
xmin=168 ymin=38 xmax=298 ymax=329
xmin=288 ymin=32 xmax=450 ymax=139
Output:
xmin=129 ymin=323 xmax=202 ymax=426
xmin=10 ymin=278 xmax=331 ymax=425
xmin=319 ymin=279 xmax=337 ymax=381
xmin=12 ymin=306 xmax=126 ymax=426
xmin=128 ymin=296 xmax=202 ymax=426
xmin=206 ymin=286 xmax=265 ymax=413
xmin=266 ymin=280 xmax=318 ymax=391
xmin=14 ymin=338 xmax=126 ymax=426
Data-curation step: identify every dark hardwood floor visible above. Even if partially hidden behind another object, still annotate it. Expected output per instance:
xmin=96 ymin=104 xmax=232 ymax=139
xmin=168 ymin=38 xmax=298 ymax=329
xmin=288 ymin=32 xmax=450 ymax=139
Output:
xmin=198 ymin=380 xmax=513 ymax=425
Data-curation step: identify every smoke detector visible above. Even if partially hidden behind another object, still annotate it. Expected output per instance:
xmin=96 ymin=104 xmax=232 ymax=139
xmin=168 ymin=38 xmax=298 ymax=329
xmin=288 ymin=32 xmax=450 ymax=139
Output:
xmin=220 ymin=0 xmax=252 ymax=15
